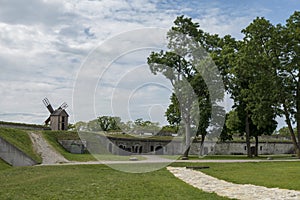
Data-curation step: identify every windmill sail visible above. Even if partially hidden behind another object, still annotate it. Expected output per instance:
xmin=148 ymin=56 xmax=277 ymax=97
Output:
xmin=59 ymin=102 xmax=68 ymax=110
xmin=43 ymin=97 xmax=54 ymax=113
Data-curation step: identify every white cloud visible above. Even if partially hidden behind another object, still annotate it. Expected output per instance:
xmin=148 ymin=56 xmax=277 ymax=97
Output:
xmin=0 ymin=0 xmax=295 ymax=128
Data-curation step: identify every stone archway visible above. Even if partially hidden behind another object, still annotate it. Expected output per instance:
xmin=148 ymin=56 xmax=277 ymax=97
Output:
xmin=155 ymin=146 xmax=163 ymax=155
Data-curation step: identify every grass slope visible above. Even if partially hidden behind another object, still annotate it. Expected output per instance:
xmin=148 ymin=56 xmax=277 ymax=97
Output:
xmin=171 ymin=161 xmax=300 ymax=191
xmin=0 ymin=158 xmax=11 ymax=171
xmin=42 ymin=131 xmax=96 ymax=162
xmin=0 ymin=127 xmax=42 ymax=163
xmin=0 ymin=165 xmax=228 ymax=200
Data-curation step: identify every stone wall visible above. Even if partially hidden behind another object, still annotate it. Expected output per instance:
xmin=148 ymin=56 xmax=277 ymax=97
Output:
xmin=57 ymin=137 xmax=295 ymax=156
xmin=58 ymin=140 xmax=86 ymax=154
xmin=213 ymin=142 xmax=294 ymax=155
xmin=0 ymin=137 xmax=37 ymax=166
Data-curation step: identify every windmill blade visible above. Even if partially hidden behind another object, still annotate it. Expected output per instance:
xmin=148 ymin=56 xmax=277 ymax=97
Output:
xmin=59 ymin=102 xmax=68 ymax=110
xmin=42 ymin=97 xmax=54 ymax=113
xmin=42 ymin=98 xmax=50 ymax=107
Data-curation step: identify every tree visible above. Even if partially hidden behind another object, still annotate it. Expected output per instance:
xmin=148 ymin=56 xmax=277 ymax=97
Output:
xmin=148 ymin=16 xmax=225 ymax=158
xmin=132 ymin=118 xmax=160 ymax=133
xmin=275 ymin=11 xmax=300 ymax=157
xmin=277 ymin=127 xmax=295 ymax=137
xmin=165 ymin=93 xmax=181 ymax=129
xmin=97 ymin=116 xmax=121 ymax=131
xmin=220 ymin=110 xmax=241 ymax=142
xmin=87 ymin=119 xmax=101 ymax=131
xmin=75 ymin=121 xmax=88 ymax=131
xmin=224 ymin=17 xmax=278 ymax=157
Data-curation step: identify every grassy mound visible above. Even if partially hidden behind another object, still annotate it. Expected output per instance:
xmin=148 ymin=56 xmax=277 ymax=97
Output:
xmin=0 ymin=121 xmax=48 ymax=130
xmin=42 ymin=131 xmax=96 ymax=162
xmin=41 ymin=131 xmax=147 ymax=162
xmin=0 ymin=127 xmax=42 ymax=163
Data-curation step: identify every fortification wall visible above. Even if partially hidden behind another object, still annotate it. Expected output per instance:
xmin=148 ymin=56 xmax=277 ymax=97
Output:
xmin=0 ymin=137 xmax=37 ymax=166
xmin=58 ymin=137 xmax=295 ymax=156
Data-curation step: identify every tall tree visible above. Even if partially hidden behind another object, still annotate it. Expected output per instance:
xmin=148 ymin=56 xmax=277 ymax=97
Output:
xmin=224 ymin=17 xmax=278 ymax=157
xmin=165 ymin=93 xmax=181 ymax=130
xmin=148 ymin=16 xmax=225 ymax=158
xmin=275 ymin=11 xmax=300 ymax=157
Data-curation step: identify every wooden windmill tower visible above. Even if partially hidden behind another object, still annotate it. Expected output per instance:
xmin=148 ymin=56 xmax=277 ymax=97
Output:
xmin=43 ymin=98 xmax=69 ymax=131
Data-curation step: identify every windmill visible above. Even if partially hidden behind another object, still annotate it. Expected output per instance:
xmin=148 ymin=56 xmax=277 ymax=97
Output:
xmin=43 ymin=97 xmax=69 ymax=131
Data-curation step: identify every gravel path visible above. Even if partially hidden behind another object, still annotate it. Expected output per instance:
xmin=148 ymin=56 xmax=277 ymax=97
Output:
xmin=29 ymin=132 xmax=69 ymax=165
xmin=167 ymin=167 xmax=300 ymax=200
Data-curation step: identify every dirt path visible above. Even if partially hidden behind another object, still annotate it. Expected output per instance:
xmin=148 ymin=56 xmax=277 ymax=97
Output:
xmin=29 ymin=132 xmax=69 ymax=165
xmin=167 ymin=167 xmax=300 ymax=200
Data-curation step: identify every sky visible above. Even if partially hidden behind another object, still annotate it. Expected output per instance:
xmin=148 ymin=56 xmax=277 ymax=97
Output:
xmin=0 ymin=0 xmax=299 ymax=127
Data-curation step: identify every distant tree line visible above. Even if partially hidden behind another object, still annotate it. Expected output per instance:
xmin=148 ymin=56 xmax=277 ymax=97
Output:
xmin=75 ymin=116 xmax=178 ymax=135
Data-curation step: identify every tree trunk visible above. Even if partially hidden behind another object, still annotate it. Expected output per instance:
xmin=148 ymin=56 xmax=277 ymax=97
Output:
xmin=254 ymin=135 xmax=259 ymax=157
xmin=297 ymin=74 xmax=300 ymax=158
xmin=182 ymin=122 xmax=191 ymax=159
xmin=198 ymin=134 xmax=206 ymax=157
xmin=182 ymin=146 xmax=190 ymax=159
xmin=245 ymin=112 xmax=252 ymax=158
xmin=283 ymin=103 xmax=300 ymax=158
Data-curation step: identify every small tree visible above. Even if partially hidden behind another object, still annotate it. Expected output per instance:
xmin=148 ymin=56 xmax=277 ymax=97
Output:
xmin=98 ymin=116 xmax=121 ymax=131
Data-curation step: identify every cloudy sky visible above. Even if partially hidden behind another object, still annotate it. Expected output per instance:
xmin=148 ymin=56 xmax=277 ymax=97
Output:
xmin=0 ymin=0 xmax=299 ymax=127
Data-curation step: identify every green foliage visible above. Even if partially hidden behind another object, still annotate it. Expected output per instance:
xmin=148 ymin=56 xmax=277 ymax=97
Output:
xmin=0 ymin=165 xmax=228 ymax=200
xmin=98 ymin=116 xmax=121 ymax=131
xmin=274 ymin=11 xmax=300 ymax=157
xmin=87 ymin=119 xmax=101 ymax=131
xmin=148 ymin=15 xmax=226 ymax=158
xmin=0 ymin=128 xmax=42 ymax=163
xmin=159 ymin=125 xmax=178 ymax=135
xmin=225 ymin=110 xmax=242 ymax=134
xmin=132 ymin=118 xmax=161 ymax=133
xmin=165 ymin=93 xmax=181 ymax=127
xmin=222 ymin=17 xmax=279 ymax=156
xmin=277 ymin=127 xmax=295 ymax=137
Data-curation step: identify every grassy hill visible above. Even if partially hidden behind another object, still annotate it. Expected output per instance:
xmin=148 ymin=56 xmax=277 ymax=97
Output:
xmin=0 ymin=127 xmax=42 ymax=163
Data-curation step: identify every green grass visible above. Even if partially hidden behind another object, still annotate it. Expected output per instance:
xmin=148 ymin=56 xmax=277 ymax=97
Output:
xmin=0 ymin=121 xmax=48 ymax=129
xmin=170 ymin=161 xmax=300 ymax=191
xmin=0 ymin=158 xmax=11 ymax=171
xmin=0 ymin=127 xmax=42 ymax=163
xmin=187 ymin=154 xmax=297 ymax=160
xmin=0 ymin=164 xmax=228 ymax=200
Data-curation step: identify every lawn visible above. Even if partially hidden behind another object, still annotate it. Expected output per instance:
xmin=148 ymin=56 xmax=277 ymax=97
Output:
xmin=0 ymin=164 xmax=228 ymax=200
xmin=0 ymin=127 xmax=42 ymax=163
xmin=0 ymin=158 xmax=11 ymax=171
xmin=187 ymin=154 xmax=297 ymax=160
xmin=171 ymin=161 xmax=300 ymax=191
